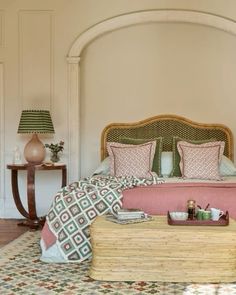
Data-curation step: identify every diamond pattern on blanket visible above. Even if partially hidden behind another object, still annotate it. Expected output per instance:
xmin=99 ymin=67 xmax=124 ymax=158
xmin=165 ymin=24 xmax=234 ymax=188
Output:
xmin=82 ymin=226 xmax=90 ymax=239
xmin=79 ymin=197 xmax=92 ymax=210
xmin=46 ymin=175 xmax=163 ymax=262
xmin=112 ymin=202 xmax=122 ymax=213
xmin=58 ymin=229 xmax=68 ymax=242
xmin=85 ymin=208 xmax=97 ymax=220
xmin=88 ymin=192 xmax=100 ymax=203
xmin=76 ymin=191 xmax=87 ymax=198
xmin=48 ymin=210 xmax=56 ymax=221
xmin=55 ymin=200 xmax=66 ymax=214
xmin=68 ymin=250 xmax=81 ymax=261
xmin=64 ymin=220 xmax=78 ymax=235
xmin=76 ymin=213 xmax=88 ymax=227
xmin=52 ymin=218 xmax=62 ymax=232
xmin=64 ymin=195 xmax=74 ymax=205
xmin=72 ymin=232 xmax=84 ymax=245
xmin=79 ymin=242 xmax=91 ymax=256
xmin=60 ymin=211 xmax=71 ymax=223
xmin=104 ymin=192 xmax=118 ymax=204
xmin=94 ymin=200 xmax=107 ymax=213
xmin=62 ymin=240 xmax=75 ymax=254
xmin=68 ymin=203 xmax=81 ymax=216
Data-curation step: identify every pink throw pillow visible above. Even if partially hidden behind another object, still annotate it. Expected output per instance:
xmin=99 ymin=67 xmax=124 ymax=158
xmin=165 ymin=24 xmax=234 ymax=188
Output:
xmin=107 ymin=141 xmax=156 ymax=178
xmin=177 ymin=141 xmax=225 ymax=180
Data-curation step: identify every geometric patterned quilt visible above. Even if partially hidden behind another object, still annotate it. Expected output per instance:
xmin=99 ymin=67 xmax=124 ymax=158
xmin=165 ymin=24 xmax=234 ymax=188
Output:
xmin=46 ymin=174 xmax=163 ymax=263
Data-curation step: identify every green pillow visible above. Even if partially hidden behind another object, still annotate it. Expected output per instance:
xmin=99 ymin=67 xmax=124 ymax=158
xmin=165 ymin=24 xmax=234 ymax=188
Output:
xmin=119 ymin=137 xmax=163 ymax=176
xmin=171 ymin=137 xmax=216 ymax=177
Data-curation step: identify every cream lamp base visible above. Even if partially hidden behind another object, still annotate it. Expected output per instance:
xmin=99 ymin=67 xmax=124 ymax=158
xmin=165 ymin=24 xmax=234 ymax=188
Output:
xmin=24 ymin=133 xmax=46 ymax=164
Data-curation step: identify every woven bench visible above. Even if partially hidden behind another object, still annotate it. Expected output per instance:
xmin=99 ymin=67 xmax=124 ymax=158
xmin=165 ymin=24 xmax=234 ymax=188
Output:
xmin=89 ymin=215 xmax=236 ymax=282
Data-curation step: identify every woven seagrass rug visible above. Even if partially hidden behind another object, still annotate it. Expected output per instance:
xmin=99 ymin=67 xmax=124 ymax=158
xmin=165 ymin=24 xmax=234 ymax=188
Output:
xmin=0 ymin=232 xmax=236 ymax=295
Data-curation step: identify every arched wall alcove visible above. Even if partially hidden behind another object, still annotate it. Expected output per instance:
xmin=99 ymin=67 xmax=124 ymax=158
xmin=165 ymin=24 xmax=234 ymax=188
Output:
xmin=67 ymin=9 xmax=236 ymax=181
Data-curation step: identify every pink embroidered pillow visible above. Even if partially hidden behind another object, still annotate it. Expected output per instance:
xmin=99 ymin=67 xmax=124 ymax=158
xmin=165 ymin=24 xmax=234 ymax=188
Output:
xmin=177 ymin=141 xmax=225 ymax=180
xmin=107 ymin=141 xmax=156 ymax=178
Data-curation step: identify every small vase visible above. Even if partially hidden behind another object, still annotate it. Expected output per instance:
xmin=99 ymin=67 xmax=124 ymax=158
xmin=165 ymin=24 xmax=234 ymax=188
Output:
xmin=50 ymin=152 xmax=60 ymax=163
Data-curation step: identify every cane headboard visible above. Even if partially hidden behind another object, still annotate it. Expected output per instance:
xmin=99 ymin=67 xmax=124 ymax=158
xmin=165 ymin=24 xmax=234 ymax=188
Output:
xmin=101 ymin=114 xmax=234 ymax=161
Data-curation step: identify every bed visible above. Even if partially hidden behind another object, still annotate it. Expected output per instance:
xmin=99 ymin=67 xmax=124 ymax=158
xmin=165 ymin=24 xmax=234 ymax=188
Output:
xmin=40 ymin=114 xmax=236 ymax=263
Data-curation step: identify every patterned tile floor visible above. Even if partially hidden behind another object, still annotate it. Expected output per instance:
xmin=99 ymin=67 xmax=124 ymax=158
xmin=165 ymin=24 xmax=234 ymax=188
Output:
xmin=0 ymin=232 xmax=236 ymax=294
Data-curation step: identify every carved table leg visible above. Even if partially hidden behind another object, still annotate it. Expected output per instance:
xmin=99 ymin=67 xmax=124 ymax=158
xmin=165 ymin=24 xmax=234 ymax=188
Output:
xmin=62 ymin=167 xmax=67 ymax=187
xmin=11 ymin=170 xmax=30 ymax=219
xmin=26 ymin=165 xmax=41 ymax=229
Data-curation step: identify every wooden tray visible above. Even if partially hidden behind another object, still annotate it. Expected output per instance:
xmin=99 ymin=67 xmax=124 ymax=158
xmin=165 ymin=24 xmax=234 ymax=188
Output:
xmin=167 ymin=211 xmax=229 ymax=226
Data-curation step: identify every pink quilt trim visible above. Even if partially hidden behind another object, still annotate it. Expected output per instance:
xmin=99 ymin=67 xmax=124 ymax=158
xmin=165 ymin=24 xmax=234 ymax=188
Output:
xmin=41 ymin=221 xmax=57 ymax=249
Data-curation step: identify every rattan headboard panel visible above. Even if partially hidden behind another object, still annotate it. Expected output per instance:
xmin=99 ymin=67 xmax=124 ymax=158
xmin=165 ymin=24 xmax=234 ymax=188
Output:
xmin=101 ymin=114 xmax=234 ymax=161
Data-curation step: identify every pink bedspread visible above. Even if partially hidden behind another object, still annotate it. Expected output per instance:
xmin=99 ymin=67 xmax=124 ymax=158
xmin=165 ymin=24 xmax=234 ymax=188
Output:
xmin=122 ymin=182 xmax=236 ymax=218
xmin=42 ymin=181 xmax=236 ymax=250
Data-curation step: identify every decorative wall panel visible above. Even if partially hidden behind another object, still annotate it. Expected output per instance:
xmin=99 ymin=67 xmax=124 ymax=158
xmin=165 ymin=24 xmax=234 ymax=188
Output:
xmin=19 ymin=10 xmax=53 ymax=109
xmin=0 ymin=63 xmax=5 ymax=216
xmin=0 ymin=11 xmax=5 ymax=47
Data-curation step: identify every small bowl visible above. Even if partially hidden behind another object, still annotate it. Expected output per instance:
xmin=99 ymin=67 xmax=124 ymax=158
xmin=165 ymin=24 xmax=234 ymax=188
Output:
xmin=169 ymin=212 xmax=189 ymax=221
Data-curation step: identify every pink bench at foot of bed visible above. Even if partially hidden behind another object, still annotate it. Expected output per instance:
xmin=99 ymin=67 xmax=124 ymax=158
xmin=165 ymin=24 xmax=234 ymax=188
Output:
xmin=122 ymin=182 xmax=236 ymax=219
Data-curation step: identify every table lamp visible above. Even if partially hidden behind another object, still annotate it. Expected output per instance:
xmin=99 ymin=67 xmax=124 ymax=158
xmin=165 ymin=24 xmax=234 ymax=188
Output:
xmin=17 ymin=110 xmax=55 ymax=164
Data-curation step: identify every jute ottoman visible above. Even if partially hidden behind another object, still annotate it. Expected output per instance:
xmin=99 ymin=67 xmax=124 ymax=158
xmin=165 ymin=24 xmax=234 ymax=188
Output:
xmin=89 ymin=215 xmax=236 ymax=282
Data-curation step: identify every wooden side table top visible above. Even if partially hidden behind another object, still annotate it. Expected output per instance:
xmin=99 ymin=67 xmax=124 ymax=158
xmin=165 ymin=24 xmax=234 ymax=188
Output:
xmin=7 ymin=163 xmax=66 ymax=170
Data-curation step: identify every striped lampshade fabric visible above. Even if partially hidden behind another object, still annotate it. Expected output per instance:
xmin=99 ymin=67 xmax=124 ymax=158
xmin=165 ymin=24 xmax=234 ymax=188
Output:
xmin=17 ymin=110 xmax=55 ymax=134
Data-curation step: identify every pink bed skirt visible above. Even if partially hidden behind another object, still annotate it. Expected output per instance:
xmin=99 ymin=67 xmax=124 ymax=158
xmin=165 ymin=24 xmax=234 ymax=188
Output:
xmin=122 ymin=182 xmax=236 ymax=218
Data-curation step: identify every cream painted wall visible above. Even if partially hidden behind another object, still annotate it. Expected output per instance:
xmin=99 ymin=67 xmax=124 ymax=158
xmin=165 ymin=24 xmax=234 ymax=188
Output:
xmin=80 ymin=22 xmax=236 ymax=176
xmin=1 ymin=0 xmax=236 ymax=217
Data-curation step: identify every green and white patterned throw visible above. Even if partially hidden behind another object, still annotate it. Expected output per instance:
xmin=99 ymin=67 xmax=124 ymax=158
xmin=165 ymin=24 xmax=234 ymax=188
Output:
xmin=46 ymin=174 xmax=163 ymax=262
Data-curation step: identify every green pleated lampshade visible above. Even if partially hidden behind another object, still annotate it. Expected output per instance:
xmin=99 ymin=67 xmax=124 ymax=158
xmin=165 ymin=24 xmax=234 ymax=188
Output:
xmin=17 ymin=110 xmax=55 ymax=134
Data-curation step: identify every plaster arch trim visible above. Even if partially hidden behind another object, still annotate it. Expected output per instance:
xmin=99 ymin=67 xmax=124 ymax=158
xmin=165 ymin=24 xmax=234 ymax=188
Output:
xmin=67 ymin=9 xmax=236 ymax=181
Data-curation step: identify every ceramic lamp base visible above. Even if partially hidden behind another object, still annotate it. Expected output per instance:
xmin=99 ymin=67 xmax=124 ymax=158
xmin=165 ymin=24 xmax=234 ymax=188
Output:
xmin=24 ymin=133 xmax=46 ymax=164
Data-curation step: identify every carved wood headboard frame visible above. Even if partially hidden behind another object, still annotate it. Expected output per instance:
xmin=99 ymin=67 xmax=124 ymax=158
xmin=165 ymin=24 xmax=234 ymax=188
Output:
xmin=101 ymin=114 xmax=234 ymax=161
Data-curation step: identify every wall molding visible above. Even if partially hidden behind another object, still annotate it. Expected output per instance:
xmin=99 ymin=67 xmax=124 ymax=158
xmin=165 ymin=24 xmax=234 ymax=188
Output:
xmin=0 ymin=10 xmax=5 ymax=47
xmin=67 ymin=9 xmax=236 ymax=180
xmin=67 ymin=57 xmax=80 ymax=181
xmin=18 ymin=10 xmax=54 ymax=110
xmin=0 ymin=63 xmax=5 ymax=216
